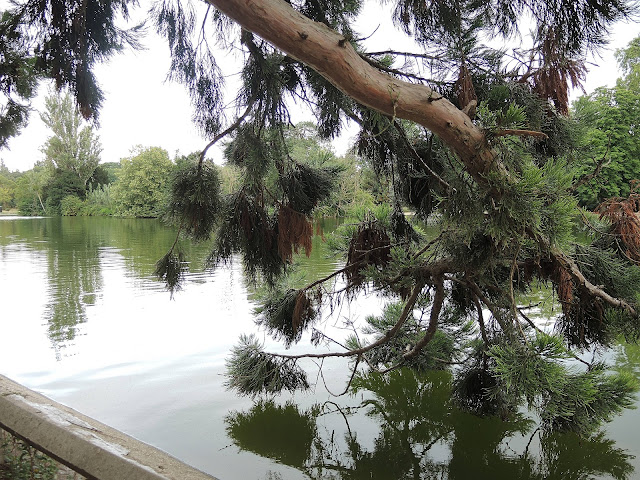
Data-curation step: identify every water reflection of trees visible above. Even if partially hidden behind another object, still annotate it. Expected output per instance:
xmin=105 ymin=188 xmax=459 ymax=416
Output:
xmin=40 ymin=217 xmax=200 ymax=352
xmin=226 ymin=368 xmax=635 ymax=480
xmin=4 ymin=217 xmax=211 ymax=354
xmin=42 ymin=217 xmax=103 ymax=355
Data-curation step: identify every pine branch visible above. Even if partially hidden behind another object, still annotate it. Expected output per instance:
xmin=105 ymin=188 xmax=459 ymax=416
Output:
xmin=262 ymin=280 xmax=425 ymax=361
xmin=493 ymin=129 xmax=548 ymax=139
xmin=208 ymin=0 xmax=501 ymax=185
xmin=403 ymin=276 xmax=444 ymax=360
xmin=550 ymin=245 xmax=638 ymax=317
xmin=510 ymin=242 xmax=528 ymax=342
xmin=300 ymin=260 xmax=363 ymax=292
xmin=393 ymin=120 xmax=453 ymax=192
xmin=199 ymin=96 xmax=256 ymax=167
xmin=517 ymin=307 xmax=592 ymax=369
xmin=465 ymin=279 xmax=513 ymax=335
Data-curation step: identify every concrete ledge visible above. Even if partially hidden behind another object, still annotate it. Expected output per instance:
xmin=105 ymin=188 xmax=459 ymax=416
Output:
xmin=0 ymin=375 xmax=219 ymax=480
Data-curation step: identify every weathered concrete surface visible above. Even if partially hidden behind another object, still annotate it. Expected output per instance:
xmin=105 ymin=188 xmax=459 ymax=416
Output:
xmin=0 ymin=375 xmax=219 ymax=480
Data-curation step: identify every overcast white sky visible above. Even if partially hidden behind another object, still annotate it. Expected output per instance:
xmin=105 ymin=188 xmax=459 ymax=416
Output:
xmin=0 ymin=1 xmax=638 ymax=172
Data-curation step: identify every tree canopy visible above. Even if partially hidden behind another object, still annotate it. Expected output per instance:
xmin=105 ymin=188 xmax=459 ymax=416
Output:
xmin=2 ymin=0 xmax=640 ymax=437
xmin=40 ymin=92 xmax=102 ymax=187
xmin=112 ymin=145 xmax=173 ymax=217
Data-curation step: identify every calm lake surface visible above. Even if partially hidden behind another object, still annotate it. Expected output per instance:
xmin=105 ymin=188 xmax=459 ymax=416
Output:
xmin=1 ymin=216 xmax=639 ymax=480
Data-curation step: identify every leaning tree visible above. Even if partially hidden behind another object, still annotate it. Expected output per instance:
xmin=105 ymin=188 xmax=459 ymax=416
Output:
xmin=3 ymin=0 xmax=640 ymax=435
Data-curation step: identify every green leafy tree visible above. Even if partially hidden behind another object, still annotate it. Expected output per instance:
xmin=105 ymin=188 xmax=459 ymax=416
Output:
xmin=40 ymin=92 xmax=102 ymax=188
xmin=112 ymin=146 xmax=173 ymax=217
xmin=0 ymin=169 xmax=16 ymax=208
xmin=616 ymin=35 xmax=640 ymax=91
xmin=572 ymin=89 xmax=640 ymax=208
xmin=3 ymin=0 xmax=640 ymax=437
xmin=14 ymin=162 xmax=50 ymax=214
xmin=87 ymin=164 xmax=112 ymax=190
xmin=572 ymin=38 xmax=640 ymax=208
xmin=42 ymin=168 xmax=86 ymax=215
xmin=97 ymin=162 xmax=122 ymax=185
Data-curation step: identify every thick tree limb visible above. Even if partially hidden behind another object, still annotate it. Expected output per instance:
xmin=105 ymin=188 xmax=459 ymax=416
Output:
xmin=205 ymin=0 xmax=496 ymax=183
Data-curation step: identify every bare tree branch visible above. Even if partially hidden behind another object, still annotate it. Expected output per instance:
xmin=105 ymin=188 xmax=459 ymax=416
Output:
xmin=403 ymin=276 xmax=444 ymax=360
xmin=365 ymin=50 xmax=444 ymax=62
xmin=359 ymin=52 xmax=435 ymax=84
xmin=550 ymin=245 xmax=638 ymax=317
xmin=198 ymin=96 xmax=256 ymax=167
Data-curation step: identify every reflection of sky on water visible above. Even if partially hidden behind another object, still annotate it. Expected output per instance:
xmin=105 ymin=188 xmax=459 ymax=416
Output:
xmin=0 ymin=217 xmax=387 ymax=479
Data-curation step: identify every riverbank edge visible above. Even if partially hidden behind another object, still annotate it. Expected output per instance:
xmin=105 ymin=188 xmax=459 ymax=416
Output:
xmin=0 ymin=375 xmax=219 ymax=480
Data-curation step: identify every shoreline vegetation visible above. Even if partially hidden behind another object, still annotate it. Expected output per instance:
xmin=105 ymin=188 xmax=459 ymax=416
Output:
xmin=1 ymin=122 xmax=384 ymax=220
xmin=0 ymin=429 xmax=80 ymax=480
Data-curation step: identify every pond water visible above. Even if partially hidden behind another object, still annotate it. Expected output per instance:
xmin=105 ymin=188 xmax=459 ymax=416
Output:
xmin=0 ymin=216 xmax=639 ymax=480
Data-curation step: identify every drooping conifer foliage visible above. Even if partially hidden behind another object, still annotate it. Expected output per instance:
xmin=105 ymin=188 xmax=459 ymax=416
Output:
xmin=0 ymin=10 xmax=39 ymax=148
xmin=0 ymin=0 xmax=141 ymax=131
xmin=3 ymin=0 xmax=640 ymax=436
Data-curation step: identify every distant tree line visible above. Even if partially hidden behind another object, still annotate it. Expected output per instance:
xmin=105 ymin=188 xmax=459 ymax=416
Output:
xmin=0 ymin=94 xmax=381 ymax=218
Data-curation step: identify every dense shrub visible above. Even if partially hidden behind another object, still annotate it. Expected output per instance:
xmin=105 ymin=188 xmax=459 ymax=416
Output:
xmin=60 ymin=195 xmax=83 ymax=216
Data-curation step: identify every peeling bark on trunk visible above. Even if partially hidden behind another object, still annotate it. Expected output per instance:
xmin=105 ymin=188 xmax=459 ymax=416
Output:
xmin=206 ymin=0 xmax=496 ymax=183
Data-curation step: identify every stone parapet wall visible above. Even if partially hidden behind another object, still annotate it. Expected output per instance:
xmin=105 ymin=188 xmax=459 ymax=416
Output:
xmin=0 ymin=375 xmax=219 ymax=480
